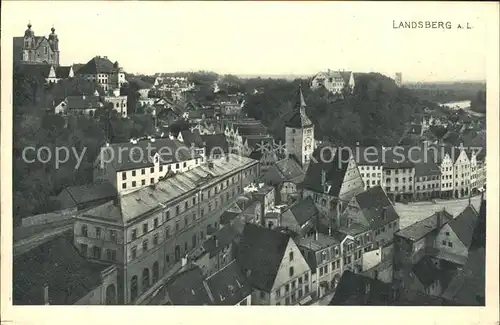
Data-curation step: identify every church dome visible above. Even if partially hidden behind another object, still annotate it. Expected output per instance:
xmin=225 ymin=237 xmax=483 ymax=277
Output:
xmin=49 ymin=27 xmax=58 ymax=40
xmin=24 ymin=22 xmax=34 ymax=38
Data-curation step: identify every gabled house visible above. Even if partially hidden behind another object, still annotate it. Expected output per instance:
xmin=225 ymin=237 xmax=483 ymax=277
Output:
xmin=190 ymin=224 xmax=240 ymax=277
xmin=329 ymin=271 xmax=392 ymax=305
xmin=407 ymin=255 xmax=446 ymax=296
xmin=301 ymin=148 xmax=365 ymax=220
xmin=340 ymin=186 xmax=400 ymax=248
xmin=297 ymin=233 xmax=342 ymax=298
xmin=433 ymin=205 xmax=478 ymax=266
xmin=279 ymin=197 xmax=319 ymax=237
xmin=55 ymin=66 xmax=74 ymax=81
xmin=200 ymin=134 xmax=229 ymax=159
xmin=204 ymin=260 xmax=253 ymax=305
xmin=177 ymin=130 xmax=205 ymax=157
xmin=261 ymin=156 xmax=306 ymax=204
xmin=235 ymin=223 xmax=312 ymax=305
xmin=54 ymin=94 xmax=103 ymax=116
xmin=393 ymin=209 xmax=454 ymax=277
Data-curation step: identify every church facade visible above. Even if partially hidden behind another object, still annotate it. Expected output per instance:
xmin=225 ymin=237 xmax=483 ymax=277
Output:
xmin=13 ymin=23 xmax=60 ymax=66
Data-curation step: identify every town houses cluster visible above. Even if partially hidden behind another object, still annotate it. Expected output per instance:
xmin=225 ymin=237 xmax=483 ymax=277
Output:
xmin=13 ymin=23 xmax=486 ymax=306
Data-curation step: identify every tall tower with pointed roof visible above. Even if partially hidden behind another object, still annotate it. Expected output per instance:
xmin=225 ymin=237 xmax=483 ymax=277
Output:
xmin=284 ymin=85 xmax=315 ymax=168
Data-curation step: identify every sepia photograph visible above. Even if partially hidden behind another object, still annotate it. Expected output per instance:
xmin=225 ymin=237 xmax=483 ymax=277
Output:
xmin=1 ymin=1 xmax=499 ymax=322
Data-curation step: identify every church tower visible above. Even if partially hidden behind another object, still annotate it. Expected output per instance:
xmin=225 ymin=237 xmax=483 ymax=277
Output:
xmin=285 ymin=85 xmax=315 ymax=169
xmin=48 ymin=26 xmax=60 ymax=66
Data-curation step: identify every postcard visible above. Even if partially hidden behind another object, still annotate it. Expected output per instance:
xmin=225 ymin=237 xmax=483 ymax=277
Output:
xmin=1 ymin=1 xmax=498 ymax=325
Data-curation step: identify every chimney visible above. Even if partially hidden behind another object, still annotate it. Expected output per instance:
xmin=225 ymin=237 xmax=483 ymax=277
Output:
xmin=382 ymin=207 xmax=387 ymax=220
xmin=208 ymin=162 xmax=214 ymax=169
xmin=214 ymin=236 xmax=219 ymax=247
xmin=436 ymin=209 xmax=444 ymax=229
xmin=43 ymin=284 xmax=49 ymax=305
xmin=314 ymin=230 xmax=318 ymax=241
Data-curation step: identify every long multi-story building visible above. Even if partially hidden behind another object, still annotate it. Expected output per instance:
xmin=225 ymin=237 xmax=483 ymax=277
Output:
xmin=94 ymin=138 xmax=205 ymax=196
xmin=75 ymin=154 xmax=259 ymax=304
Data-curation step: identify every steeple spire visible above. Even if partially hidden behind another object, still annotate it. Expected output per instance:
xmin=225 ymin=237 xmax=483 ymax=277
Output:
xmin=294 ymin=84 xmax=307 ymax=110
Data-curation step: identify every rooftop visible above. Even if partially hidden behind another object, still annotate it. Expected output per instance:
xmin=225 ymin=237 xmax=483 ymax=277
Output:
xmin=297 ymin=233 xmax=339 ymax=251
xmin=284 ymin=86 xmax=313 ymax=128
xmin=236 ymin=223 xmax=291 ymax=292
xmin=448 ymin=205 xmax=478 ymax=249
xmin=99 ymin=138 xmax=200 ymax=172
xmin=13 ymin=231 xmax=112 ymax=305
xmin=396 ymin=210 xmax=454 ymax=241
xmin=84 ymin=154 xmax=258 ymax=224
xmin=205 ymin=261 xmax=253 ymax=305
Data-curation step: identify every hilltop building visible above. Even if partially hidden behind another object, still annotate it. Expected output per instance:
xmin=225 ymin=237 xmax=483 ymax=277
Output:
xmin=14 ymin=23 xmax=60 ymax=66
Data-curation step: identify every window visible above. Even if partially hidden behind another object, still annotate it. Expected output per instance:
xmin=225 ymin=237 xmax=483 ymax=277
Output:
xmin=122 ymin=172 xmax=127 ymax=180
xmin=165 ymin=210 xmax=170 ymax=220
xmin=446 ymin=232 xmax=450 ymax=236
xmin=175 ymin=220 xmax=180 ymax=232
xmin=289 ymin=267 xmax=294 ymax=277
xmin=106 ymin=249 xmax=117 ymax=261
xmin=95 ymin=227 xmax=101 ymax=239
xmin=289 ymin=251 xmax=294 ymax=261
xmin=448 ymin=242 xmax=453 ymax=247
xmin=93 ymin=246 xmax=101 ymax=259
xmin=260 ymin=292 xmax=265 ymax=299
xmin=165 ymin=226 xmax=171 ymax=239
xmin=143 ymin=223 xmax=148 ymax=234
xmin=150 ymin=167 xmax=154 ymax=173
xmin=304 ymin=272 xmax=309 ymax=281
xmin=132 ymin=181 xmax=136 ymax=187
xmin=442 ymin=240 xmax=446 ymax=245
xmin=160 ymin=166 xmax=163 ymax=172
xmin=141 ymin=169 xmax=145 ymax=175
xmin=305 ymin=285 xmax=309 ymax=294
xmin=176 ymin=163 xmax=179 ymax=169
xmin=122 ymin=183 xmax=127 ymax=189
xmin=184 ymin=217 xmax=188 ymax=227
xmin=132 ymin=229 xmax=137 ymax=240
xmin=141 ymin=179 xmax=146 ymax=186
xmin=285 ymin=284 xmax=290 ymax=292
xmin=109 ymin=230 xmax=117 ymax=243
xmin=143 ymin=239 xmax=149 ymax=252
xmin=80 ymin=244 xmax=88 ymax=255
xmin=81 ymin=225 xmax=88 ymax=237
xmin=132 ymin=171 xmax=136 ymax=177
xmin=153 ymin=233 xmax=159 ymax=245
xmin=176 ymin=205 xmax=180 ymax=214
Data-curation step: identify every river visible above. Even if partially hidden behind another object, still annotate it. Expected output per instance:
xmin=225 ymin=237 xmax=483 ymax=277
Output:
xmin=440 ymin=100 xmax=485 ymax=117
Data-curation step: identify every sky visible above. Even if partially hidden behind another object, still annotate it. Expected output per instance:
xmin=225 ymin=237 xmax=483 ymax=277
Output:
xmin=3 ymin=1 xmax=496 ymax=82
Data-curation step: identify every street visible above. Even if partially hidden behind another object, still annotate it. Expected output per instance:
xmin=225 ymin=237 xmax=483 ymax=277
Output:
xmin=395 ymin=195 xmax=482 ymax=229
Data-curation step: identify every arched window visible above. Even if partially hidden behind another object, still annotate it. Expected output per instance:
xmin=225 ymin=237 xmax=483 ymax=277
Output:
xmin=81 ymin=225 xmax=88 ymax=237
xmin=105 ymin=284 xmax=116 ymax=305
xmin=142 ymin=268 xmax=150 ymax=291
xmin=152 ymin=262 xmax=159 ymax=284
xmin=130 ymin=276 xmax=138 ymax=301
